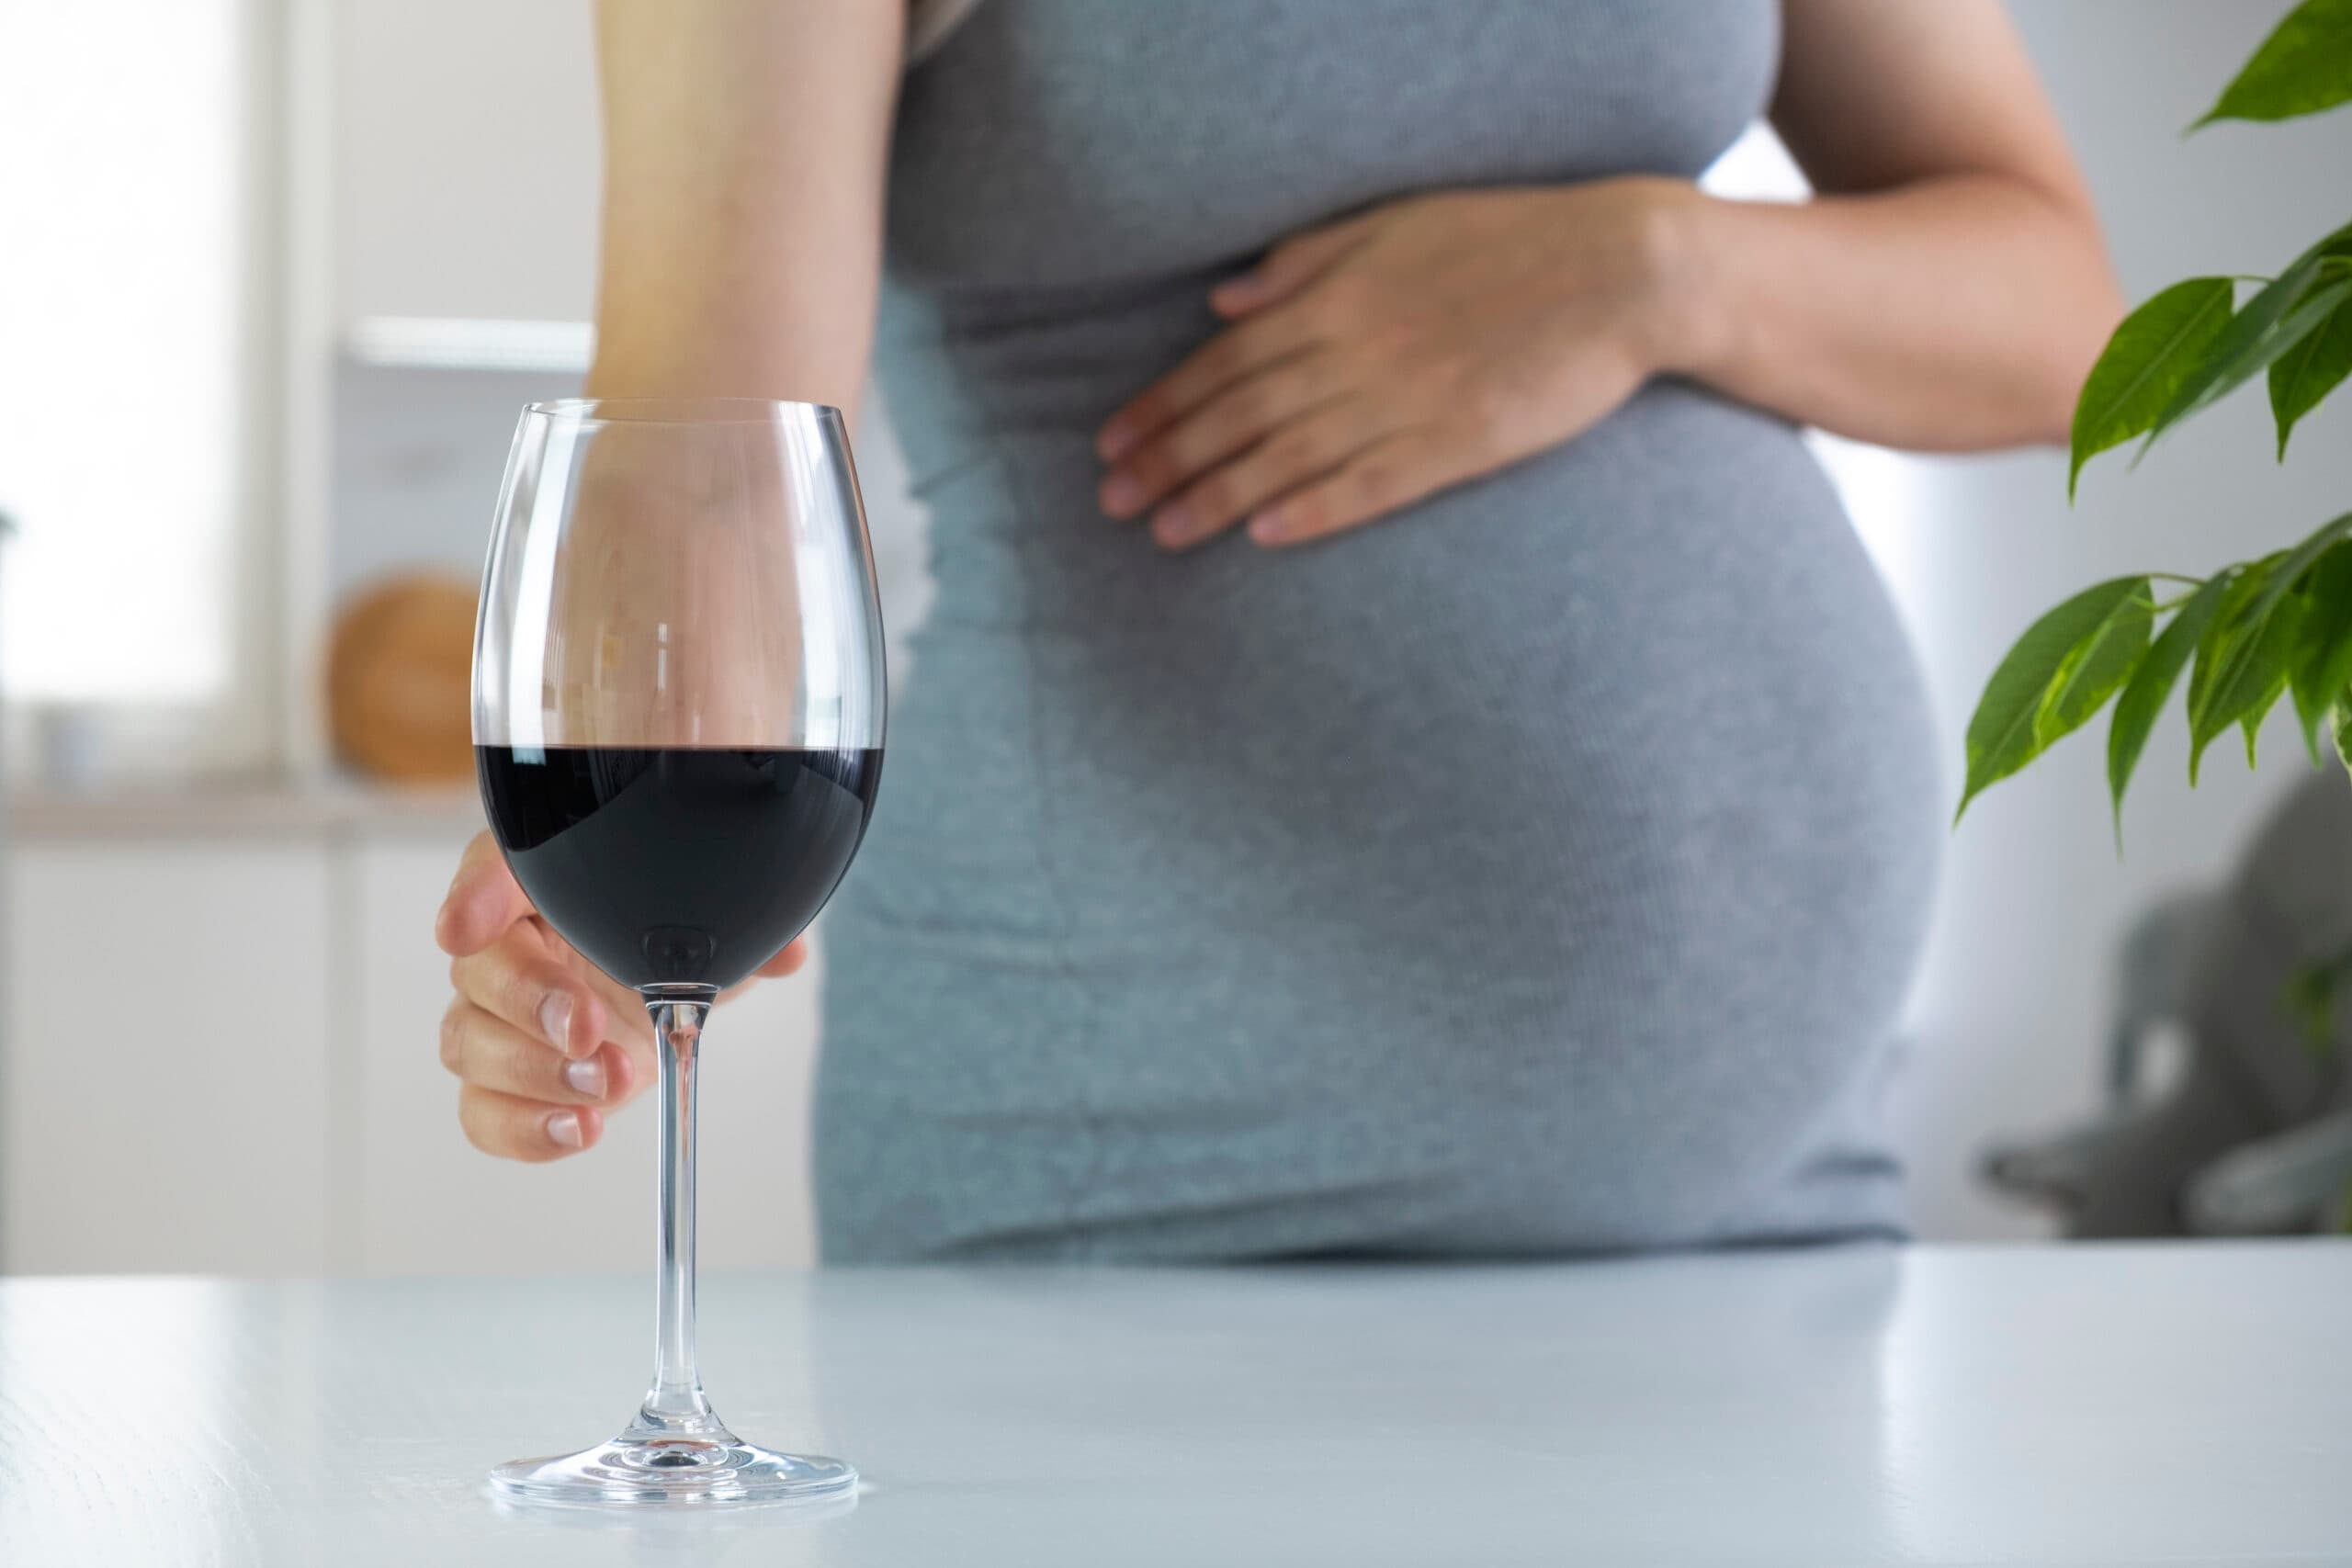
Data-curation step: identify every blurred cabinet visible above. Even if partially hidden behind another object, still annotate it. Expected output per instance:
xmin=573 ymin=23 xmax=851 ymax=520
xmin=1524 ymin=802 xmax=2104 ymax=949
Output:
xmin=3 ymin=842 xmax=333 ymax=1272
xmin=4 ymin=807 xmax=820 ymax=1276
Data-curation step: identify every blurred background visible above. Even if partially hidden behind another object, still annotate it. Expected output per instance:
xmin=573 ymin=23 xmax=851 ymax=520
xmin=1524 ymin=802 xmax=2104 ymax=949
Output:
xmin=2 ymin=2 xmax=2346 ymax=1276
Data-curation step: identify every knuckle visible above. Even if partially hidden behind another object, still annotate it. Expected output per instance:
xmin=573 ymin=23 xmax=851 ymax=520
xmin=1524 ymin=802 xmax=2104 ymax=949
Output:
xmin=1362 ymin=320 xmax=1417 ymax=363
xmin=1224 ymin=381 xmax=1279 ymax=433
xmin=457 ymin=1090 xmax=500 ymax=1156
xmin=503 ymin=968 xmax=543 ymax=1029
xmin=488 ymin=947 xmax=546 ymax=1023
xmin=1464 ymin=378 xmax=1516 ymax=432
xmin=437 ymin=1004 xmax=469 ymax=1075
xmin=1426 ymin=349 xmax=1479 ymax=394
xmin=1349 ymin=457 xmax=1402 ymax=504
xmin=1265 ymin=423 xmax=1330 ymax=473
xmin=1314 ymin=271 xmax=1377 ymax=322
xmin=1122 ymin=389 xmax=1165 ymax=433
xmin=1126 ymin=446 xmax=1176 ymax=493
xmin=1160 ymin=424 xmax=1213 ymax=475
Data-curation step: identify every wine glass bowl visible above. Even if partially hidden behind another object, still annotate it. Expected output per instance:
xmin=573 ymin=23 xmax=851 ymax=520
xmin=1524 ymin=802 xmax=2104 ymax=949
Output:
xmin=471 ymin=399 xmax=884 ymax=1506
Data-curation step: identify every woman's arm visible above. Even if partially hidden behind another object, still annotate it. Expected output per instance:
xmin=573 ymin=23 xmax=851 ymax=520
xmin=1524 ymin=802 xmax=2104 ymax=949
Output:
xmin=1671 ymin=0 xmax=2121 ymax=450
xmin=587 ymin=0 xmax=902 ymax=410
xmin=1093 ymin=0 xmax=2120 ymax=549
xmin=430 ymin=0 xmax=900 ymax=1167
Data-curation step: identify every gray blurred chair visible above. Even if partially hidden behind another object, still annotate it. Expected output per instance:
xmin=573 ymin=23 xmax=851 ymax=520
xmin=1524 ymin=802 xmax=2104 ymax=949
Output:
xmin=1983 ymin=770 xmax=2352 ymax=1236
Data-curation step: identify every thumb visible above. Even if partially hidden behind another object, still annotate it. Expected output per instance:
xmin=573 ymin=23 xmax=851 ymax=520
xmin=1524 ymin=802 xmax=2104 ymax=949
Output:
xmin=1210 ymin=216 xmax=1374 ymax=317
xmin=435 ymin=830 xmax=535 ymax=956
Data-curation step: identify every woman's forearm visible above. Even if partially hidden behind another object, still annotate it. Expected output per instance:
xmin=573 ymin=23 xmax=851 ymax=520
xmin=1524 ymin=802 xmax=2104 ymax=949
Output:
xmin=583 ymin=0 xmax=901 ymax=413
xmin=1659 ymin=174 xmax=2120 ymax=454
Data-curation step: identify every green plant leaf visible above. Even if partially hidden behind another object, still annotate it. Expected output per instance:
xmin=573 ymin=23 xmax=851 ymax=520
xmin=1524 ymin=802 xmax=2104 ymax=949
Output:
xmin=2189 ymin=556 xmax=2316 ymax=783
xmin=2135 ymin=230 xmax=2352 ymax=454
xmin=1957 ymin=576 xmax=2154 ymax=823
xmin=2178 ymin=523 xmax=2352 ymax=781
xmin=2335 ymin=692 xmax=2352 ymax=785
xmin=2239 ymin=661 xmax=2293 ymax=767
xmin=2269 ymin=285 xmax=2352 ymax=456
xmin=2289 ymin=544 xmax=2352 ymax=758
xmin=2109 ymin=571 xmax=2234 ymax=841
xmin=2068 ymin=277 xmax=2236 ymax=499
xmin=2035 ymin=583 xmax=2155 ymax=747
xmin=2242 ymin=510 xmax=2352 ymax=627
xmin=2196 ymin=0 xmax=2352 ymax=127
xmin=2187 ymin=559 xmax=2278 ymax=725
xmin=2147 ymin=274 xmax=2352 ymax=442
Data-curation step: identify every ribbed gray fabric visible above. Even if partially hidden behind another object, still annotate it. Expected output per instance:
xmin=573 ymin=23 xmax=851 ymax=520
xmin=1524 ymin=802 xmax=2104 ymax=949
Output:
xmin=816 ymin=0 xmax=1942 ymax=1261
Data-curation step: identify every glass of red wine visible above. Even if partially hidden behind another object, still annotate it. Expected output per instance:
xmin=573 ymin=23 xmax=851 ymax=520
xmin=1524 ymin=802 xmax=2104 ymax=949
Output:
xmin=472 ymin=398 xmax=884 ymax=1507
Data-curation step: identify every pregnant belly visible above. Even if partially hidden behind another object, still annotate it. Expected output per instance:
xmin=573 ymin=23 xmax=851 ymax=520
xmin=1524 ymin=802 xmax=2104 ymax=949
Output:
xmin=834 ymin=382 xmax=1940 ymax=1250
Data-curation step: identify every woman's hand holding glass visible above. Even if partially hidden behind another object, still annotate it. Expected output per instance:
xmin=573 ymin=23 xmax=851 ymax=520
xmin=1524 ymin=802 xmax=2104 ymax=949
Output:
xmin=434 ymin=833 xmax=808 ymax=1162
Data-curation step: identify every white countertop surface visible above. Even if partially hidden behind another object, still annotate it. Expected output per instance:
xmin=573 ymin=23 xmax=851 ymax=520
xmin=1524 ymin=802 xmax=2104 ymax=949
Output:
xmin=1 ymin=1243 xmax=2346 ymax=1566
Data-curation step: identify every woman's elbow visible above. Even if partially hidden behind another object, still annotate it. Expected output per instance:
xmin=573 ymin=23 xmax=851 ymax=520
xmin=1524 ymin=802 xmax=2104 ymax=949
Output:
xmin=2022 ymin=211 xmax=2125 ymax=448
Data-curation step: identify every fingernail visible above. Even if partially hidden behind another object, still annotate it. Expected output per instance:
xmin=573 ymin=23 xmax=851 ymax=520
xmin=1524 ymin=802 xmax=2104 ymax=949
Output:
xmin=546 ymin=1111 xmax=584 ymax=1149
xmin=1100 ymin=471 xmax=1145 ymax=518
xmin=538 ymin=993 xmax=576 ymax=1054
xmin=563 ymin=1057 xmax=607 ymax=1099
xmin=1248 ymin=509 xmax=1288 ymax=545
xmin=1097 ymin=419 xmax=1136 ymax=462
xmin=1212 ymin=276 xmax=1262 ymax=310
xmin=1151 ymin=504 xmax=1199 ymax=548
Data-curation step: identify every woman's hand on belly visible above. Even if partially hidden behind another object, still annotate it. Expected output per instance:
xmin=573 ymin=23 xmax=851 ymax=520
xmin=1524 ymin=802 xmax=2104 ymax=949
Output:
xmin=1092 ymin=178 xmax=1703 ymax=551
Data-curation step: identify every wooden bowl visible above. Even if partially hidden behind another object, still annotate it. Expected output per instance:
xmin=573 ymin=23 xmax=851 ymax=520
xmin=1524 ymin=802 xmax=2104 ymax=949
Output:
xmin=326 ymin=573 xmax=479 ymax=783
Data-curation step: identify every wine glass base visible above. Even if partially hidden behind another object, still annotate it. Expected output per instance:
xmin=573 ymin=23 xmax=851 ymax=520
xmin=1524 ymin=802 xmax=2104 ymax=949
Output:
xmin=492 ymin=1434 xmax=857 ymax=1508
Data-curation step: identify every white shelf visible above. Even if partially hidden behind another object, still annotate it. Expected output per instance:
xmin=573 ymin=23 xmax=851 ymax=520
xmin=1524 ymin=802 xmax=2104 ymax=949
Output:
xmin=342 ymin=316 xmax=593 ymax=374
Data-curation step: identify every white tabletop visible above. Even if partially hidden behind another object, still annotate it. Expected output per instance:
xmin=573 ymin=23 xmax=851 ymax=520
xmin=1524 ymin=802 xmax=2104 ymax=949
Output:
xmin=1 ymin=1243 xmax=2345 ymax=1566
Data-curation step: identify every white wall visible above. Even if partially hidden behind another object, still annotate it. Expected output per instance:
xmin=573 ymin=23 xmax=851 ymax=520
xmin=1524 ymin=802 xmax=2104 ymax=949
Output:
xmin=322 ymin=0 xmax=2352 ymax=1243
xmin=334 ymin=0 xmax=600 ymax=323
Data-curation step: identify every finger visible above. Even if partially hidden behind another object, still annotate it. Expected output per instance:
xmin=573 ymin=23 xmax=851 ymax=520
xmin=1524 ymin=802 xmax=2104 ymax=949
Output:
xmin=440 ymin=1001 xmax=639 ymax=1106
xmin=710 ymin=931 xmax=813 ymax=1006
xmin=450 ymin=926 xmax=628 ymax=1062
xmin=1210 ymin=216 xmax=1378 ymax=318
xmin=1246 ymin=426 xmax=1487 ymax=547
xmin=716 ymin=932 xmax=813 ymax=1002
xmin=1150 ymin=399 xmax=1399 ymax=551
xmin=755 ymin=936 xmax=811 ymax=979
xmin=1095 ymin=310 xmax=1315 ymax=468
xmin=514 ymin=916 xmax=659 ymax=1050
xmin=458 ymin=1083 xmax=605 ymax=1163
xmin=435 ymin=831 xmax=534 ymax=957
xmin=1101 ymin=351 xmax=1345 ymax=525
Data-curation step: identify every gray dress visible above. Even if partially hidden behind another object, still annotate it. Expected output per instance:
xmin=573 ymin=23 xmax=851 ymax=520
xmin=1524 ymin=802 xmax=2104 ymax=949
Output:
xmin=817 ymin=0 xmax=1942 ymax=1261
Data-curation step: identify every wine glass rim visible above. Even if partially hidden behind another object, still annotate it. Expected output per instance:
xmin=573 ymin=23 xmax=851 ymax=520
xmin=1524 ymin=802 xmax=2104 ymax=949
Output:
xmin=525 ymin=397 xmax=846 ymax=427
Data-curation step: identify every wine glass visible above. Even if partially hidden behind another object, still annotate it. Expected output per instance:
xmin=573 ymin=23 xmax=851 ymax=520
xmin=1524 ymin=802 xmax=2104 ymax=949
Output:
xmin=471 ymin=398 xmax=884 ymax=1506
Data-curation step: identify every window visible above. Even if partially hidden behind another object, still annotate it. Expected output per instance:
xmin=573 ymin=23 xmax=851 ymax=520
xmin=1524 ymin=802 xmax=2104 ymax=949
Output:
xmin=0 ymin=0 xmax=274 ymax=746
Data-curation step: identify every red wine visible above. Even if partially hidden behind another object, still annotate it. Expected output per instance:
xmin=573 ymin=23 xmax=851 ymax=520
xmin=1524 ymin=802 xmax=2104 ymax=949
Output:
xmin=477 ymin=746 xmax=883 ymax=990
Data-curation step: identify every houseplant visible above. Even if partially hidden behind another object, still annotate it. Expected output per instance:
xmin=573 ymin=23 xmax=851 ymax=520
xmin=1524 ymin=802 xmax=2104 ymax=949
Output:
xmin=1958 ymin=0 xmax=2351 ymax=870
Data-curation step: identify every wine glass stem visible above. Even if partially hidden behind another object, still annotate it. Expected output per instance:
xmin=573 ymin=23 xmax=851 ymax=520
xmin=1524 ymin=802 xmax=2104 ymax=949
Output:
xmin=631 ymin=990 xmax=722 ymax=1439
